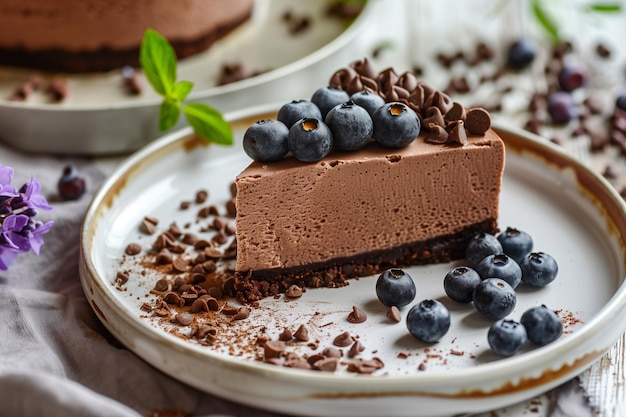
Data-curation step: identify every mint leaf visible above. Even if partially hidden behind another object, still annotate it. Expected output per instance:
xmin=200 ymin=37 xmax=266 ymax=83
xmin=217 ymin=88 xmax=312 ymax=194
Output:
xmin=587 ymin=3 xmax=622 ymax=12
xmin=532 ymin=0 xmax=559 ymax=42
xmin=139 ymin=29 xmax=177 ymax=96
xmin=170 ymin=81 xmax=194 ymax=102
xmin=183 ymin=103 xmax=233 ymax=145
xmin=159 ymin=99 xmax=181 ymax=131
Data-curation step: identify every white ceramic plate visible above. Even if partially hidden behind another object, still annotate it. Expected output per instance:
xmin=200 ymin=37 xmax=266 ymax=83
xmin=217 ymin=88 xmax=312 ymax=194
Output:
xmin=0 ymin=0 xmax=383 ymax=155
xmin=80 ymin=106 xmax=626 ymax=417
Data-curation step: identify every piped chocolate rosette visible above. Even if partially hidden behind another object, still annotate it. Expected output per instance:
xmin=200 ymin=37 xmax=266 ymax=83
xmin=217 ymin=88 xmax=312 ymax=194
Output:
xmin=328 ymin=58 xmax=492 ymax=145
xmin=242 ymin=58 xmax=492 ymax=164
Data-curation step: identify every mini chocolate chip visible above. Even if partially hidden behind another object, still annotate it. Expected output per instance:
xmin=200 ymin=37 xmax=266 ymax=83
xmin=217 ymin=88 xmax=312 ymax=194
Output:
xmin=232 ymin=306 xmax=251 ymax=320
xmin=175 ymin=312 xmax=194 ymax=326
xmin=348 ymin=340 xmax=365 ymax=357
xmin=142 ymin=218 xmax=157 ymax=235
xmin=190 ymin=298 xmax=209 ymax=313
xmin=211 ymin=230 xmax=228 ymax=245
xmin=264 ymin=340 xmax=286 ymax=359
xmin=153 ymin=279 xmax=169 ymax=292
xmin=293 ymin=324 xmax=309 ymax=341
xmin=124 ymin=242 xmax=141 ymax=256
xmin=180 ymin=201 xmax=191 ymax=210
xmin=163 ymin=292 xmax=182 ymax=305
xmin=172 ymin=257 xmax=188 ymax=273
xmin=285 ymin=284 xmax=303 ymax=298
xmin=204 ymin=247 xmax=223 ymax=260
xmin=279 ymin=328 xmax=293 ymax=341
xmin=333 ymin=331 xmax=353 ymax=347
xmin=193 ymin=239 xmax=211 ymax=250
xmin=155 ymin=248 xmax=173 ymax=265
xmin=195 ymin=190 xmax=209 ymax=204
xmin=387 ymin=306 xmax=401 ymax=322
xmin=347 ymin=306 xmax=367 ymax=323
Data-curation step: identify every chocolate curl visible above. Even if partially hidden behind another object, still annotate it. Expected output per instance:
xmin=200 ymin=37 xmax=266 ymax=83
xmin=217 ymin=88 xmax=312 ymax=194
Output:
xmin=447 ymin=120 xmax=468 ymax=145
xmin=329 ymin=67 xmax=357 ymax=90
xmin=445 ymin=102 xmax=467 ymax=123
xmin=423 ymin=107 xmax=445 ymax=130
xmin=465 ymin=107 xmax=492 ymax=135
xmin=350 ymin=58 xmax=378 ymax=79
xmin=396 ymin=71 xmax=419 ymax=91
xmin=424 ymin=124 xmax=449 ymax=144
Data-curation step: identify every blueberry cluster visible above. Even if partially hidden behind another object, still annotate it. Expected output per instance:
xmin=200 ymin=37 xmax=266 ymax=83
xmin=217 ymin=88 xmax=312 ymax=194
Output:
xmin=374 ymin=226 xmax=563 ymax=352
xmin=242 ymin=86 xmax=421 ymax=163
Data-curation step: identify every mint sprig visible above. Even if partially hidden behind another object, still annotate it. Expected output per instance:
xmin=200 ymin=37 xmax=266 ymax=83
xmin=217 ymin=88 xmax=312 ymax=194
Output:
xmin=139 ymin=29 xmax=233 ymax=145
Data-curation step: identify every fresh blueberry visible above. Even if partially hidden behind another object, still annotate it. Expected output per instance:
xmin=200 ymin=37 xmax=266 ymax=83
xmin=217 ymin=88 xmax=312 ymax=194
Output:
xmin=325 ymin=101 xmax=373 ymax=151
xmin=476 ymin=254 xmax=522 ymax=289
xmin=375 ymin=268 xmax=416 ymax=308
xmin=558 ymin=64 xmax=588 ymax=92
xmin=520 ymin=252 xmax=559 ymax=287
xmin=444 ymin=266 xmax=481 ymax=304
xmin=506 ymin=38 xmax=536 ymax=70
xmin=616 ymin=93 xmax=626 ymax=112
xmin=350 ymin=90 xmax=386 ymax=117
xmin=406 ymin=299 xmax=451 ymax=343
xmin=277 ymin=100 xmax=322 ymax=128
xmin=465 ymin=233 xmax=503 ymax=268
xmin=472 ymin=278 xmax=516 ymax=320
xmin=372 ymin=102 xmax=420 ymax=148
xmin=242 ymin=119 xmax=289 ymax=162
xmin=547 ymin=92 xmax=577 ymax=124
xmin=520 ymin=305 xmax=563 ymax=346
xmin=287 ymin=118 xmax=333 ymax=163
xmin=311 ymin=86 xmax=350 ymax=119
xmin=58 ymin=164 xmax=86 ymax=201
xmin=488 ymin=319 xmax=528 ymax=356
xmin=497 ymin=227 xmax=533 ymax=264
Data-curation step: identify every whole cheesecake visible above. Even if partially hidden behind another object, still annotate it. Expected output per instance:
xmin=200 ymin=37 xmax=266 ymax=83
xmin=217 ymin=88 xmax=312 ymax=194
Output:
xmin=234 ymin=61 xmax=505 ymax=302
xmin=0 ymin=0 xmax=254 ymax=72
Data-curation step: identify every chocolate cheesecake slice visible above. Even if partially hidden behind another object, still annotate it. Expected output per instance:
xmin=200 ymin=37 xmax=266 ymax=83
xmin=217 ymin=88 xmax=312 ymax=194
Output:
xmin=233 ymin=61 xmax=505 ymax=302
xmin=234 ymin=131 xmax=504 ymax=302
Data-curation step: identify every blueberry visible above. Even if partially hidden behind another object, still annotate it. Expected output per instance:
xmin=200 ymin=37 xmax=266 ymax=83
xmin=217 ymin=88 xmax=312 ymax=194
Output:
xmin=58 ymin=164 xmax=86 ymax=201
xmin=497 ymin=227 xmax=533 ymax=264
xmin=444 ymin=266 xmax=481 ymax=303
xmin=616 ymin=93 xmax=626 ymax=112
xmin=242 ymin=119 xmax=289 ymax=162
xmin=287 ymin=118 xmax=333 ymax=163
xmin=476 ymin=254 xmax=522 ymax=289
xmin=277 ymin=100 xmax=322 ymax=128
xmin=520 ymin=252 xmax=559 ymax=287
xmin=558 ymin=64 xmax=588 ymax=92
xmin=520 ymin=305 xmax=563 ymax=346
xmin=375 ymin=268 xmax=416 ymax=308
xmin=350 ymin=90 xmax=385 ymax=117
xmin=465 ymin=233 xmax=503 ymax=268
xmin=406 ymin=299 xmax=451 ymax=343
xmin=372 ymin=102 xmax=420 ymax=148
xmin=311 ymin=86 xmax=350 ymax=119
xmin=472 ymin=278 xmax=516 ymax=320
xmin=488 ymin=319 xmax=528 ymax=357
xmin=506 ymin=38 xmax=536 ymax=70
xmin=547 ymin=92 xmax=577 ymax=124
xmin=325 ymin=101 xmax=373 ymax=151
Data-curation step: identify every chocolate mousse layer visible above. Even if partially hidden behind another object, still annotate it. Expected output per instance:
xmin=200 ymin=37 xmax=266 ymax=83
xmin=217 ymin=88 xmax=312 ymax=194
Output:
xmin=234 ymin=131 xmax=505 ymax=302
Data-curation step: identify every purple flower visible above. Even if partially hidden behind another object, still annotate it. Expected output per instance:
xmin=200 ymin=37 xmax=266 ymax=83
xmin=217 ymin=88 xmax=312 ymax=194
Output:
xmin=0 ymin=165 xmax=54 ymax=271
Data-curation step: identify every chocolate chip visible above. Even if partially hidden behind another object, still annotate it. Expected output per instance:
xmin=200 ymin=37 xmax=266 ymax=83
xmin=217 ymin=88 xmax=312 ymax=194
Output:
xmin=156 ymin=248 xmax=173 ymax=265
xmin=190 ymin=298 xmax=209 ymax=313
xmin=175 ymin=312 xmax=194 ymax=326
xmin=171 ymin=257 xmax=188 ymax=273
xmin=204 ymin=247 xmax=223 ymax=260
xmin=332 ymin=331 xmax=353 ymax=347
xmin=153 ymin=279 xmax=169 ymax=292
xmin=447 ymin=120 xmax=468 ymax=145
xmin=465 ymin=108 xmax=491 ymax=135
xmin=232 ymin=306 xmax=251 ymax=320
xmin=285 ymin=284 xmax=303 ymax=298
xmin=142 ymin=218 xmax=157 ymax=235
xmin=348 ymin=340 xmax=365 ymax=357
xmin=279 ymin=328 xmax=293 ymax=341
xmin=124 ymin=243 xmax=141 ymax=256
xmin=195 ymin=190 xmax=209 ymax=204
xmin=312 ymin=357 xmax=338 ymax=372
xmin=293 ymin=324 xmax=309 ymax=341
xmin=115 ymin=271 xmax=129 ymax=285
xmin=180 ymin=201 xmax=191 ymax=210
xmin=387 ymin=306 xmax=402 ymax=322
xmin=46 ymin=77 xmax=69 ymax=102
xmin=347 ymin=357 xmax=384 ymax=374
xmin=264 ymin=340 xmax=286 ymax=359
xmin=347 ymin=306 xmax=367 ymax=323
xmin=226 ymin=199 xmax=237 ymax=218
xmin=163 ymin=292 xmax=182 ymax=306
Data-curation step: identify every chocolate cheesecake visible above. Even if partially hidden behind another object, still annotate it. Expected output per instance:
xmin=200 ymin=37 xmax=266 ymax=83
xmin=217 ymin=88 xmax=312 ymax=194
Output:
xmin=234 ymin=61 xmax=506 ymax=302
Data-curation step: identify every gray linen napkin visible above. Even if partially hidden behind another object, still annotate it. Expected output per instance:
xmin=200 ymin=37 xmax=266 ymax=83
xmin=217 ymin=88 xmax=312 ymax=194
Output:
xmin=0 ymin=143 xmax=598 ymax=417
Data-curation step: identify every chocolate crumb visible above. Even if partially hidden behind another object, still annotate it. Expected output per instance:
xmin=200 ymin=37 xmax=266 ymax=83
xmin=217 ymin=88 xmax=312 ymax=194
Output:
xmin=195 ymin=190 xmax=209 ymax=204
